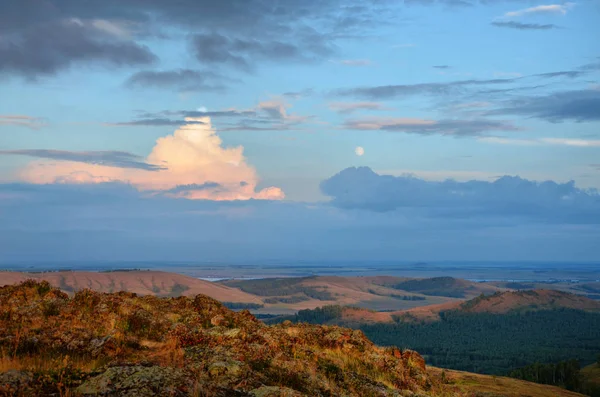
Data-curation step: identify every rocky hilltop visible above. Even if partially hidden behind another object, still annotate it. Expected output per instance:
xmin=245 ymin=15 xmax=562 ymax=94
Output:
xmin=0 ymin=281 xmax=585 ymax=396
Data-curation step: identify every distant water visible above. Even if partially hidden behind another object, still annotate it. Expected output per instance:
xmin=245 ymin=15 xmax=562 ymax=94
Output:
xmin=2 ymin=260 xmax=600 ymax=282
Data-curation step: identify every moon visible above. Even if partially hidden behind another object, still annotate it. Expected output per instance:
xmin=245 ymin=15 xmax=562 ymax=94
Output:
xmin=355 ymin=146 xmax=365 ymax=156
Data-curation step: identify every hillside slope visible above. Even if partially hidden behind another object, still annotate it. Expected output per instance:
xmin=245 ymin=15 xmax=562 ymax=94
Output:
xmin=0 ymin=270 xmax=261 ymax=303
xmin=0 ymin=281 xmax=585 ymax=397
xmin=396 ymin=289 xmax=600 ymax=322
xmin=221 ymin=276 xmax=466 ymax=314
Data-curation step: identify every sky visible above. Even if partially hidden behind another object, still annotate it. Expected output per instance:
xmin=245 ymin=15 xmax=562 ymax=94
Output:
xmin=0 ymin=0 xmax=599 ymax=263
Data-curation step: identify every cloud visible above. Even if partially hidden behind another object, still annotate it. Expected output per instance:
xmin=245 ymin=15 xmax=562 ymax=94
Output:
xmin=126 ymin=69 xmax=226 ymax=92
xmin=0 ymin=115 xmax=45 ymax=129
xmin=337 ymin=59 xmax=372 ymax=66
xmin=433 ymin=65 xmax=451 ymax=69
xmin=0 ymin=150 xmax=165 ymax=171
xmin=489 ymin=89 xmax=600 ymax=122
xmin=11 ymin=117 xmax=284 ymax=201
xmin=479 ymin=137 xmax=600 ymax=147
xmin=336 ymin=77 xmax=520 ymax=99
xmin=342 ymin=117 xmax=519 ymax=136
xmin=257 ymin=98 xmax=309 ymax=123
xmin=190 ymin=31 xmax=332 ymax=71
xmin=1 ymin=1 xmax=401 ymax=78
xmin=111 ymin=101 xmax=311 ymax=132
xmin=320 ymin=167 xmax=600 ymax=221
xmin=0 ymin=18 xmax=156 ymax=78
xmin=534 ymin=70 xmax=585 ymax=79
xmin=491 ymin=21 xmax=559 ymax=30
xmin=282 ymin=89 xmax=314 ymax=99
xmin=503 ymin=3 xmax=575 ymax=18
xmin=328 ymin=102 xmax=389 ymax=114
xmin=2 ymin=176 xmax=599 ymax=263
xmin=108 ymin=118 xmax=207 ymax=127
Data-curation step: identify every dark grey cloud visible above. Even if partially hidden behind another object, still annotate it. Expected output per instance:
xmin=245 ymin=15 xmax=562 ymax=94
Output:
xmin=0 ymin=19 xmax=156 ymax=78
xmin=490 ymin=89 xmax=600 ymax=122
xmin=108 ymin=118 xmax=206 ymax=127
xmin=534 ymin=71 xmax=585 ymax=79
xmin=491 ymin=21 xmax=559 ymax=30
xmin=126 ymin=69 xmax=227 ymax=92
xmin=0 ymin=149 xmax=164 ymax=171
xmin=336 ymin=77 xmax=520 ymax=100
xmin=109 ymin=109 xmax=261 ymax=127
xmin=114 ymin=104 xmax=309 ymax=132
xmin=190 ymin=32 xmax=333 ymax=71
xmin=1 ymin=180 xmax=599 ymax=263
xmin=164 ymin=182 xmax=222 ymax=194
xmin=0 ymin=1 xmax=400 ymax=77
xmin=321 ymin=167 xmax=600 ymax=223
xmin=145 ymin=110 xmax=258 ymax=119
xmin=343 ymin=118 xmax=519 ymax=136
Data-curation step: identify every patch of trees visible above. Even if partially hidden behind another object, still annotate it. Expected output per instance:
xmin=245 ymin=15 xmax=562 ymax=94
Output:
xmin=389 ymin=277 xmax=467 ymax=298
xmin=358 ymin=308 xmax=600 ymax=375
xmin=264 ymin=296 xmax=309 ymax=304
xmin=509 ymin=360 xmax=582 ymax=392
xmin=222 ymin=302 xmax=264 ymax=310
xmin=223 ymin=278 xmax=333 ymax=301
xmin=367 ymin=289 xmax=426 ymax=300
xmin=509 ymin=360 xmax=600 ymax=396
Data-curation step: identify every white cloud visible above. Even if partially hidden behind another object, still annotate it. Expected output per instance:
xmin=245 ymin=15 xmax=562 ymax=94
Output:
xmin=16 ymin=117 xmax=285 ymax=200
xmin=337 ymin=59 xmax=372 ymax=66
xmin=479 ymin=137 xmax=600 ymax=147
xmin=504 ymin=3 xmax=575 ymax=18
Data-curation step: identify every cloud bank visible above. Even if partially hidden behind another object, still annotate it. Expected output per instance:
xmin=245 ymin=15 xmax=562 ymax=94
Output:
xmin=12 ymin=117 xmax=284 ymax=200
xmin=320 ymin=167 xmax=600 ymax=223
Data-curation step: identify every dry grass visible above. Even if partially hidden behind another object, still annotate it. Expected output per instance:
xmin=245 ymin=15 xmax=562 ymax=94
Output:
xmin=0 ymin=352 xmax=105 ymax=374
xmin=429 ymin=367 xmax=587 ymax=397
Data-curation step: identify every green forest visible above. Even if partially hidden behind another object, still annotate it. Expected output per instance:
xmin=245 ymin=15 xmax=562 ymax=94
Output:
xmin=279 ymin=306 xmax=600 ymax=376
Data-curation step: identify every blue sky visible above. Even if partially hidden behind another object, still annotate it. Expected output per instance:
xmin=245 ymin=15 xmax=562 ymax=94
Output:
xmin=0 ymin=0 xmax=599 ymax=262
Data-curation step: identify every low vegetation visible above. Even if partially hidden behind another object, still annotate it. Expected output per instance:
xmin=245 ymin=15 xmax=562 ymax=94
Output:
xmin=221 ymin=277 xmax=335 ymax=301
xmin=0 ymin=280 xmax=442 ymax=396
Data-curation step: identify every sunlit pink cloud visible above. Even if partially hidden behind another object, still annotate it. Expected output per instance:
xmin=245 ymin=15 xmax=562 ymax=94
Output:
xmin=18 ymin=117 xmax=284 ymax=201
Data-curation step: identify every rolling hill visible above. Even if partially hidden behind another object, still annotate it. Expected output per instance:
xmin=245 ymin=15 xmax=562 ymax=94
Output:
xmin=276 ymin=289 xmax=600 ymax=377
xmin=0 ymin=270 xmax=261 ymax=304
xmin=0 ymin=280 xmax=588 ymax=397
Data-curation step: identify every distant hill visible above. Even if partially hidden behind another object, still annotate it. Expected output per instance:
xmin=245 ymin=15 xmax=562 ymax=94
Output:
xmin=0 ymin=270 xmax=261 ymax=304
xmin=0 ymin=280 xmax=587 ymax=397
xmin=220 ymin=275 xmax=476 ymax=314
xmin=396 ymin=289 xmax=600 ymax=322
xmin=277 ymin=289 xmax=600 ymax=376
xmin=381 ymin=276 xmax=503 ymax=298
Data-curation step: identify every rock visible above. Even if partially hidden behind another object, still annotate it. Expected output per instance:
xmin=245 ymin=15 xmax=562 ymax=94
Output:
xmin=0 ymin=370 xmax=34 ymax=395
xmin=250 ymin=386 xmax=307 ymax=397
xmin=76 ymin=366 xmax=192 ymax=397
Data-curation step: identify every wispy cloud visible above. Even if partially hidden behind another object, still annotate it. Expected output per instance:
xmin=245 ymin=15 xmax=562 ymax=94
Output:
xmin=0 ymin=149 xmax=165 ymax=170
xmin=491 ymin=21 xmax=559 ymax=30
xmin=0 ymin=115 xmax=45 ymax=129
xmin=328 ymin=102 xmax=390 ymax=114
xmin=343 ymin=117 xmax=519 ymax=136
xmin=126 ymin=69 xmax=227 ymax=92
xmin=479 ymin=137 xmax=600 ymax=147
xmin=504 ymin=3 xmax=575 ymax=18
xmin=335 ymin=59 xmax=372 ymax=67
xmin=489 ymin=89 xmax=600 ymax=122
